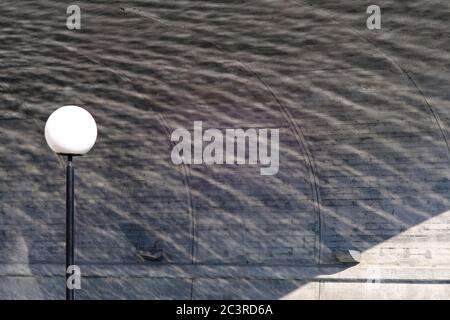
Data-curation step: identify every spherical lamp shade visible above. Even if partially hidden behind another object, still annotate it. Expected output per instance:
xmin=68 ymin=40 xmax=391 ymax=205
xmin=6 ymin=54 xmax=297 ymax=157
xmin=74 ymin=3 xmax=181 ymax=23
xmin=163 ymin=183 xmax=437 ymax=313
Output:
xmin=45 ymin=105 xmax=97 ymax=155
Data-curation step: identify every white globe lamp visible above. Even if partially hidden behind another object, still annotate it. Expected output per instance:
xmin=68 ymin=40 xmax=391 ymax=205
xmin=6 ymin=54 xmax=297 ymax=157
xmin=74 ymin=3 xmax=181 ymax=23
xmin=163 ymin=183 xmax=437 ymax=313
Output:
xmin=45 ymin=105 xmax=97 ymax=155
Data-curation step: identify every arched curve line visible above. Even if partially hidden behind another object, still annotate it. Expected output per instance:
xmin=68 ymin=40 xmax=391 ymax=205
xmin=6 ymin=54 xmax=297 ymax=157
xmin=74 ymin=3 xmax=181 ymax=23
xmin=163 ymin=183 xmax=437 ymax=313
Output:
xmin=121 ymin=6 xmax=324 ymax=265
xmin=350 ymin=29 xmax=450 ymax=162
xmin=292 ymin=0 xmax=450 ymax=161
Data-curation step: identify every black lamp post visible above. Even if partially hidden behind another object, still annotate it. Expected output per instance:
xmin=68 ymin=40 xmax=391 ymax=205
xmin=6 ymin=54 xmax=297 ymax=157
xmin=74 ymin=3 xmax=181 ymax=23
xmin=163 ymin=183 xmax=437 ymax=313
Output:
xmin=45 ymin=105 xmax=97 ymax=300
xmin=65 ymin=155 xmax=75 ymax=300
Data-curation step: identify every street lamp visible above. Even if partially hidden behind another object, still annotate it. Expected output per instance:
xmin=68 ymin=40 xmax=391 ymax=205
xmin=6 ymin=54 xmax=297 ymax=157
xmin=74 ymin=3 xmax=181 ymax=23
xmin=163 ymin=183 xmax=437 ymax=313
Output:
xmin=45 ymin=105 xmax=97 ymax=300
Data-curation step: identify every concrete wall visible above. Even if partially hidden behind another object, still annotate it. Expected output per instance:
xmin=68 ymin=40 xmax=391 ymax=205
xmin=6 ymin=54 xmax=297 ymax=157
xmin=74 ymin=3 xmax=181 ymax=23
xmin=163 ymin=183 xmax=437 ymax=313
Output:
xmin=0 ymin=0 xmax=449 ymax=299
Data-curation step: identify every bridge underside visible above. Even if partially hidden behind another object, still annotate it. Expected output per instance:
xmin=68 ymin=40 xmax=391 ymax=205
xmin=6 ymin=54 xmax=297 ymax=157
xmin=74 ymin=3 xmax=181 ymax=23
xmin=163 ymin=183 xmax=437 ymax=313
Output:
xmin=0 ymin=1 xmax=449 ymax=299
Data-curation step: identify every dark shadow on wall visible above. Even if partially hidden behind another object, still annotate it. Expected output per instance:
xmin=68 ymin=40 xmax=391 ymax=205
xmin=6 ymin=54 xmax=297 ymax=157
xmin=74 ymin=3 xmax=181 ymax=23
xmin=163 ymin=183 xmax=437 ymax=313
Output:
xmin=0 ymin=0 xmax=449 ymax=299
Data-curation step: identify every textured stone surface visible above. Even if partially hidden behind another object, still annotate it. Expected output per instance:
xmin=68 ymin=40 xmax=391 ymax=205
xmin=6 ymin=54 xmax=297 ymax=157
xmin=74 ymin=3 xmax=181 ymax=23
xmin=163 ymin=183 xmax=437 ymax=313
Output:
xmin=0 ymin=0 xmax=449 ymax=299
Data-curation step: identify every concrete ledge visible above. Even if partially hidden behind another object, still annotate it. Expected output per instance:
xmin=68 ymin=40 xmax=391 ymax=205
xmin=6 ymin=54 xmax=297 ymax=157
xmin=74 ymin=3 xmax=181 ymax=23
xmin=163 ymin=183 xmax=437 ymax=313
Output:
xmin=2 ymin=264 xmax=450 ymax=299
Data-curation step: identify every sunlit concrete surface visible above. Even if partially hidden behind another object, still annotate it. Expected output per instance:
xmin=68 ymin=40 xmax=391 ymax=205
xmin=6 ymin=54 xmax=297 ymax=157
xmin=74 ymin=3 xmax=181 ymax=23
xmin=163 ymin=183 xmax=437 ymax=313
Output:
xmin=0 ymin=0 xmax=449 ymax=299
